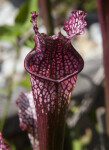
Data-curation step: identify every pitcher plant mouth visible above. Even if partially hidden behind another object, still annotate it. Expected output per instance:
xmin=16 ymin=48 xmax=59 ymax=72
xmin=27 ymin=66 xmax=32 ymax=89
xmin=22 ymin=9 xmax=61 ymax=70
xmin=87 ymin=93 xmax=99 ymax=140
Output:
xmin=16 ymin=10 xmax=87 ymax=150
xmin=24 ymin=43 xmax=84 ymax=83
xmin=24 ymin=10 xmax=87 ymax=83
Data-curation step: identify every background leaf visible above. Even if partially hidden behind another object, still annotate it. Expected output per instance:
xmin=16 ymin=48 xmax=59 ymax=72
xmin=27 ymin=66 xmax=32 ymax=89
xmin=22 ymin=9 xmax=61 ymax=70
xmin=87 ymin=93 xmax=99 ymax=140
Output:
xmin=18 ymin=74 xmax=31 ymax=89
xmin=15 ymin=1 xmax=29 ymax=25
xmin=15 ymin=0 xmax=39 ymax=30
xmin=0 ymin=24 xmax=25 ymax=43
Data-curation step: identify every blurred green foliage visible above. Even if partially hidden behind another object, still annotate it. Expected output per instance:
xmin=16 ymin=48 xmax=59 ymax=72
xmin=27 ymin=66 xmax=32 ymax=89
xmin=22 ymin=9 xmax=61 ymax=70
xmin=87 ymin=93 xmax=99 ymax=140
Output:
xmin=24 ymin=146 xmax=32 ymax=150
xmin=83 ymin=0 xmax=97 ymax=12
xmin=24 ymin=35 xmax=34 ymax=48
xmin=9 ymin=142 xmax=16 ymax=150
xmin=18 ymin=74 xmax=31 ymax=89
xmin=0 ymin=0 xmax=38 ymax=89
xmin=0 ymin=0 xmax=38 ymax=43
xmin=58 ymin=0 xmax=97 ymax=11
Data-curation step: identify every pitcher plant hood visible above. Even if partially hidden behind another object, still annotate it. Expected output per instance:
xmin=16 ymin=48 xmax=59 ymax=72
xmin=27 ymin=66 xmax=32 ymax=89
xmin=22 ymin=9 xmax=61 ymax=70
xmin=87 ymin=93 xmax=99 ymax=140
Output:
xmin=16 ymin=10 xmax=87 ymax=150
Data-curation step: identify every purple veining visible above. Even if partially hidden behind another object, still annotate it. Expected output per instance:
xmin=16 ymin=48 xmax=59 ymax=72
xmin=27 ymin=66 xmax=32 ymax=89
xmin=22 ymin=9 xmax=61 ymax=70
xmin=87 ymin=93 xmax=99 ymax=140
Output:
xmin=16 ymin=10 xmax=87 ymax=150
xmin=16 ymin=92 xmax=39 ymax=150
